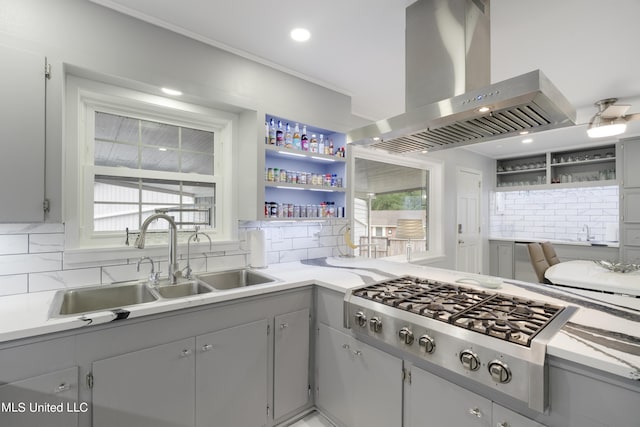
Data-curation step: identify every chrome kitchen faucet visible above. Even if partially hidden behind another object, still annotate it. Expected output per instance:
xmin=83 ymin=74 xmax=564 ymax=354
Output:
xmin=136 ymin=213 xmax=180 ymax=284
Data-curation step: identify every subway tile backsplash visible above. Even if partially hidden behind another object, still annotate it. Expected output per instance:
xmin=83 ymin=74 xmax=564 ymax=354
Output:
xmin=490 ymin=186 xmax=619 ymax=242
xmin=0 ymin=220 xmax=345 ymax=296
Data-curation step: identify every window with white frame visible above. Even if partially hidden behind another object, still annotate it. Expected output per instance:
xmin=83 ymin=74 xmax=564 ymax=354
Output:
xmin=65 ymin=77 xmax=235 ymax=250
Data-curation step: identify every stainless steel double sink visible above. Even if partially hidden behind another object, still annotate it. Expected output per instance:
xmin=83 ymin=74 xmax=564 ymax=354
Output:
xmin=49 ymin=269 xmax=277 ymax=318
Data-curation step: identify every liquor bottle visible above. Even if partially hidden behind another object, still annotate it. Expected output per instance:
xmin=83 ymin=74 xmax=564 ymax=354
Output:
xmin=318 ymin=134 xmax=325 ymax=154
xmin=268 ymin=118 xmax=276 ymax=145
xmin=293 ymin=123 xmax=301 ymax=150
xmin=309 ymin=134 xmax=318 ymax=153
xmin=301 ymin=125 xmax=309 ymax=151
xmin=284 ymin=123 xmax=293 ymax=148
xmin=329 ymin=138 xmax=334 ymax=155
xmin=265 ymin=121 xmax=269 ymax=144
xmin=276 ymin=120 xmax=284 ymax=146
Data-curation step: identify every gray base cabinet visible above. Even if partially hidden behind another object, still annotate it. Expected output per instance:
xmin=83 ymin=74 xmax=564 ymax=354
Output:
xmin=316 ymin=323 xmax=402 ymax=427
xmin=408 ymin=366 xmax=544 ymax=427
xmin=273 ymin=308 xmax=310 ymax=421
xmin=0 ymin=367 xmax=79 ymax=427
xmin=92 ymin=338 xmax=195 ymax=427
xmin=196 ymin=319 xmax=269 ymax=427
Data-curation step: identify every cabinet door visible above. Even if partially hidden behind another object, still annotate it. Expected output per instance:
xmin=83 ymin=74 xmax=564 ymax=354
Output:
xmin=274 ymin=308 xmax=310 ymax=420
xmin=493 ymin=404 xmax=546 ymax=427
xmin=352 ymin=339 xmax=403 ymax=427
xmin=92 ymin=338 xmax=195 ymax=427
xmin=195 ymin=319 xmax=269 ymax=427
xmin=0 ymin=367 xmax=78 ymax=427
xmin=409 ymin=366 xmax=491 ymax=427
xmin=0 ymin=44 xmax=45 ymax=222
xmin=622 ymin=139 xmax=640 ymax=188
xmin=316 ymin=323 xmax=355 ymax=427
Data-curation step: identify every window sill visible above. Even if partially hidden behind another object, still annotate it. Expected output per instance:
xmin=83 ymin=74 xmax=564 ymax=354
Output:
xmin=64 ymin=240 xmax=243 ymax=269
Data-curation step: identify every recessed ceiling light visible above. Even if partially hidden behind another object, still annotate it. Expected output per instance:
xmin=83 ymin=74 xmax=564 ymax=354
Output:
xmin=290 ymin=28 xmax=311 ymax=42
xmin=522 ymin=138 xmax=533 ymax=144
xmin=519 ymin=130 xmax=530 ymax=135
xmin=478 ymin=106 xmax=491 ymax=113
xmin=421 ymin=150 xmax=428 ymax=154
xmin=161 ymin=87 xmax=182 ymax=96
xmin=158 ymin=147 xmax=168 ymax=151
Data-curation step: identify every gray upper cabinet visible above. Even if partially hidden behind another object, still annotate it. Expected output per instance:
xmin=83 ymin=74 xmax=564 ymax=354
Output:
xmin=0 ymin=44 xmax=46 ymax=222
xmin=92 ymin=337 xmax=196 ymax=427
xmin=620 ymin=138 xmax=640 ymax=262
xmin=273 ymin=308 xmax=310 ymax=421
xmin=195 ymin=319 xmax=269 ymax=427
xmin=622 ymin=138 xmax=640 ymax=188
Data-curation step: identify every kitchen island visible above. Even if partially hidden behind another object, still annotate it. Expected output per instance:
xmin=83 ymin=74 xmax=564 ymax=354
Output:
xmin=0 ymin=257 xmax=638 ymax=427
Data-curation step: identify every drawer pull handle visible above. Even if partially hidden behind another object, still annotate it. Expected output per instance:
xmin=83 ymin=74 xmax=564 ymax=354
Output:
xmin=181 ymin=349 xmax=193 ymax=357
xmin=201 ymin=344 xmax=213 ymax=352
xmin=280 ymin=323 xmax=288 ymax=329
xmin=469 ymin=408 xmax=482 ymax=418
xmin=54 ymin=383 xmax=70 ymax=393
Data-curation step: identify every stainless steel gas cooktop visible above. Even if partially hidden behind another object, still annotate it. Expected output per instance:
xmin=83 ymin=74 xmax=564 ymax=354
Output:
xmin=344 ymin=276 xmax=577 ymax=413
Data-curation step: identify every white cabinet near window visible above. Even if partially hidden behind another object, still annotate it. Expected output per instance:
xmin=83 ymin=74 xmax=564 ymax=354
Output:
xmin=316 ymin=323 xmax=402 ymax=427
xmin=0 ymin=44 xmax=46 ymax=222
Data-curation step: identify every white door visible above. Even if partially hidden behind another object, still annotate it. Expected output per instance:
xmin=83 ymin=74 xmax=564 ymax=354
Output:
xmin=456 ymin=168 xmax=482 ymax=273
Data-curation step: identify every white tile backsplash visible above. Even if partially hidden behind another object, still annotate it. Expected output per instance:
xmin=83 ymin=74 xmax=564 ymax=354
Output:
xmin=0 ymin=275 xmax=28 ymax=296
xmin=0 ymin=219 xmax=346 ymax=295
xmin=490 ymin=186 xmax=619 ymax=241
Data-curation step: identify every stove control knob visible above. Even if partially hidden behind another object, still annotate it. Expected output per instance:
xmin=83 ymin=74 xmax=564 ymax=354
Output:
xmin=398 ymin=327 xmax=414 ymax=345
xmin=460 ymin=350 xmax=480 ymax=371
xmin=369 ymin=316 xmax=383 ymax=333
xmin=354 ymin=311 xmax=367 ymax=328
xmin=488 ymin=360 xmax=512 ymax=383
xmin=418 ymin=335 xmax=436 ymax=354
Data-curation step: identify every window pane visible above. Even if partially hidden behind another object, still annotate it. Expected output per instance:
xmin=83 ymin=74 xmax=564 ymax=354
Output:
xmin=141 ymin=179 xmax=181 ymax=204
xmin=95 ymin=176 xmax=140 ymax=202
xmin=353 ymin=158 xmax=428 ymax=258
xmin=182 ymin=127 xmax=214 ymax=153
xmin=141 ymin=146 xmax=179 ymax=172
xmin=181 ymin=152 xmax=214 ymax=175
xmin=95 ymin=140 xmax=139 ymax=168
xmin=141 ymin=119 xmax=179 ymax=149
xmin=95 ymin=112 xmax=139 ymax=143
xmin=94 ymin=203 xmax=140 ymax=232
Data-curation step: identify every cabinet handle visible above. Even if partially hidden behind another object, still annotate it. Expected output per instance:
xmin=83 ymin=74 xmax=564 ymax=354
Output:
xmin=54 ymin=383 xmax=70 ymax=393
xmin=469 ymin=408 xmax=482 ymax=418
xmin=280 ymin=323 xmax=288 ymax=329
xmin=181 ymin=349 xmax=193 ymax=357
xmin=497 ymin=422 xmax=510 ymax=427
xmin=201 ymin=344 xmax=213 ymax=352
xmin=342 ymin=344 xmax=350 ymax=350
xmin=353 ymin=350 xmax=362 ymax=356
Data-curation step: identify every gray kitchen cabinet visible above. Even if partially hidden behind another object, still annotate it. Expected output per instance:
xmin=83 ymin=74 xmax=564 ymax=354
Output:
xmin=316 ymin=323 xmax=402 ymax=427
xmin=620 ymin=138 xmax=640 ymax=263
xmin=622 ymin=138 xmax=640 ymax=188
xmin=92 ymin=337 xmax=195 ymax=427
xmin=0 ymin=366 xmax=79 ymax=427
xmin=408 ymin=365 xmax=492 ymax=427
xmin=273 ymin=308 xmax=310 ymax=421
xmin=0 ymin=44 xmax=46 ymax=222
xmin=493 ymin=404 xmax=545 ymax=427
xmin=195 ymin=319 xmax=269 ymax=427
xmin=489 ymin=240 xmax=514 ymax=278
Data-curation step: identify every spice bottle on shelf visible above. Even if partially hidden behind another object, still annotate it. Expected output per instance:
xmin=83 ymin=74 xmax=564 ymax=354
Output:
xmin=301 ymin=125 xmax=309 ymax=151
xmin=293 ymin=123 xmax=301 ymax=150
xmin=309 ymin=134 xmax=318 ymax=153
xmin=329 ymin=138 xmax=334 ymax=155
xmin=318 ymin=134 xmax=325 ymax=154
xmin=284 ymin=123 xmax=293 ymax=148
xmin=268 ymin=118 xmax=276 ymax=145
xmin=265 ymin=122 xmax=269 ymax=144
xmin=276 ymin=120 xmax=284 ymax=146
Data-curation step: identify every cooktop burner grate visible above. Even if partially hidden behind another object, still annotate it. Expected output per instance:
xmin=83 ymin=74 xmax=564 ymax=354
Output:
xmin=352 ymin=276 xmax=566 ymax=347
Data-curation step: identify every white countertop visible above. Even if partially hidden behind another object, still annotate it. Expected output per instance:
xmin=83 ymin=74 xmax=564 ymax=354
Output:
xmin=545 ymin=259 xmax=640 ymax=296
xmin=489 ymin=237 xmax=620 ymax=248
xmin=0 ymin=257 xmax=638 ymax=382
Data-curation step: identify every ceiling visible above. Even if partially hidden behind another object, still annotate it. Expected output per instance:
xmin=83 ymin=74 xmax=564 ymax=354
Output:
xmin=91 ymin=0 xmax=640 ymax=158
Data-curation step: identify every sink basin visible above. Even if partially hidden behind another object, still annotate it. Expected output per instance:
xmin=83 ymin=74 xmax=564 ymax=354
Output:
xmin=196 ymin=269 xmax=277 ymax=290
xmin=51 ymin=282 xmax=158 ymax=317
xmin=155 ymin=281 xmax=213 ymax=298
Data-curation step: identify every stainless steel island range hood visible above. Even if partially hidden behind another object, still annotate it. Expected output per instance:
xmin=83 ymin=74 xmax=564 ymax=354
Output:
xmin=347 ymin=0 xmax=576 ymax=153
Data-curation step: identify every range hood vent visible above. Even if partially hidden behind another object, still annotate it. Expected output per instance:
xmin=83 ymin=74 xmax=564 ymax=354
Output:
xmin=348 ymin=0 xmax=576 ymax=153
